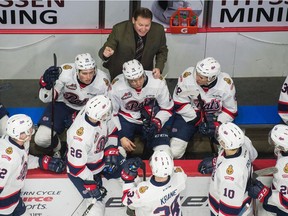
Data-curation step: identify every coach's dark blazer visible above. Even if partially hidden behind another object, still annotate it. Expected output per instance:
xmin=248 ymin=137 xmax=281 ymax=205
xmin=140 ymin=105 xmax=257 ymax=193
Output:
xmin=98 ymin=20 xmax=168 ymax=80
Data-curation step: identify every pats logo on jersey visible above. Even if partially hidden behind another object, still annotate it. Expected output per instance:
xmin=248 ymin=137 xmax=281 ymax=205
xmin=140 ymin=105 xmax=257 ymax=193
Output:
xmin=63 ymin=65 xmax=72 ymax=70
xmin=5 ymin=147 xmax=13 ymax=154
xmin=226 ymin=165 xmax=234 ymax=175
xmin=76 ymin=127 xmax=84 ymax=136
xmin=139 ymin=186 xmax=148 ymax=194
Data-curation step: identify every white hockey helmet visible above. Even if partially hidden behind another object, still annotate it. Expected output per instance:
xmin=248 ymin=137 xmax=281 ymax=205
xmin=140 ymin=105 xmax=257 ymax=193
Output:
xmin=6 ymin=114 xmax=34 ymax=141
xmin=75 ymin=53 xmax=96 ymax=71
xmin=195 ymin=57 xmax=221 ymax=82
xmin=149 ymin=150 xmax=174 ymax=178
xmin=85 ymin=95 xmax=112 ymax=122
xmin=122 ymin=59 xmax=145 ymax=80
xmin=268 ymin=124 xmax=288 ymax=153
xmin=216 ymin=122 xmax=245 ymax=150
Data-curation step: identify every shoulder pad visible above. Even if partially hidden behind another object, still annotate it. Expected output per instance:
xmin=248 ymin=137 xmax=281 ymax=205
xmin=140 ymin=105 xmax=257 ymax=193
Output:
xmin=182 ymin=71 xmax=192 ymax=78
xmin=62 ymin=64 xmax=73 ymax=70
xmin=174 ymin=167 xmax=183 ymax=173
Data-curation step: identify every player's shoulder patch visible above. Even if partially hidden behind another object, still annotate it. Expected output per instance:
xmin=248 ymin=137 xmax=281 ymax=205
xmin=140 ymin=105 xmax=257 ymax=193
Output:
xmin=111 ymin=78 xmax=119 ymax=85
xmin=5 ymin=147 xmax=13 ymax=155
xmin=183 ymin=71 xmax=192 ymax=78
xmin=63 ymin=64 xmax=73 ymax=70
xmin=139 ymin=186 xmax=148 ymax=194
xmin=283 ymin=163 xmax=288 ymax=174
xmin=76 ymin=127 xmax=84 ymax=136
xmin=174 ymin=167 xmax=183 ymax=173
xmin=103 ymin=78 xmax=110 ymax=86
xmin=223 ymin=77 xmax=232 ymax=85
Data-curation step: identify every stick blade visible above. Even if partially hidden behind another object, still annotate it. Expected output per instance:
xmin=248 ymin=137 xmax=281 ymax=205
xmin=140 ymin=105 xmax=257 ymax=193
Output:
xmin=254 ymin=167 xmax=278 ymax=178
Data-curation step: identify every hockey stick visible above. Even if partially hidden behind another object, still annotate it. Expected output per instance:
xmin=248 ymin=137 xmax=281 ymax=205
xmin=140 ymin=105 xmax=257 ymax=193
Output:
xmin=82 ymin=198 xmax=96 ymax=216
xmin=0 ymin=83 xmax=12 ymax=92
xmin=250 ymin=167 xmax=277 ymax=216
xmin=51 ymin=53 xmax=57 ymax=149
xmin=197 ymin=93 xmax=217 ymax=155
xmin=253 ymin=167 xmax=278 ymax=179
xmin=141 ymin=161 xmax=146 ymax=181
xmin=238 ymin=203 xmax=250 ymax=216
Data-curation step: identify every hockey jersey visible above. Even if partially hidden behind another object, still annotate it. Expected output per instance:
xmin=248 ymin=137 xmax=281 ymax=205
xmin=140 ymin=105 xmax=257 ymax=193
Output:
xmin=278 ymin=76 xmax=288 ymax=124
xmin=173 ymin=67 xmax=237 ymax=123
xmin=209 ymin=136 xmax=258 ymax=216
xmin=0 ymin=135 xmax=39 ymax=215
xmin=108 ymin=71 xmax=173 ymax=127
xmin=39 ymin=63 xmax=110 ymax=111
xmin=66 ymin=107 xmax=118 ymax=181
xmin=122 ymin=167 xmax=187 ymax=216
xmin=263 ymin=153 xmax=288 ymax=214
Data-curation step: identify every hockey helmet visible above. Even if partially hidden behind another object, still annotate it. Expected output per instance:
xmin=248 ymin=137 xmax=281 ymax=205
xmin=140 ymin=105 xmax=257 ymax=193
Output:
xmin=149 ymin=150 xmax=174 ymax=178
xmin=195 ymin=57 xmax=221 ymax=82
xmin=122 ymin=59 xmax=145 ymax=80
xmin=85 ymin=95 xmax=112 ymax=122
xmin=75 ymin=53 xmax=96 ymax=71
xmin=6 ymin=114 xmax=34 ymax=141
xmin=216 ymin=122 xmax=245 ymax=150
xmin=268 ymin=124 xmax=288 ymax=153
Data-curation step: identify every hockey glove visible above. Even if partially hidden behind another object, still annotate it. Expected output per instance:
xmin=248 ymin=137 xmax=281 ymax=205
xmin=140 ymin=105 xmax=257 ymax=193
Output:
xmin=103 ymin=145 xmax=119 ymax=174
xmin=199 ymin=117 xmax=221 ymax=138
xmin=143 ymin=118 xmax=162 ymax=138
xmin=39 ymin=155 xmax=66 ymax=173
xmin=83 ymin=180 xmax=107 ymax=201
xmin=40 ymin=66 xmax=60 ymax=90
xmin=198 ymin=157 xmax=217 ymax=174
xmin=248 ymin=179 xmax=270 ymax=202
xmin=121 ymin=157 xmax=143 ymax=183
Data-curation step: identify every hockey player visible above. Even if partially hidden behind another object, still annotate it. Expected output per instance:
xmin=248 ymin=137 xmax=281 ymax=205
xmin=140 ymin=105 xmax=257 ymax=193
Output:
xmin=35 ymin=53 xmax=110 ymax=157
xmin=121 ymin=150 xmax=187 ymax=216
xmin=198 ymin=122 xmax=258 ymax=216
xmin=278 ymin=76 xmax=288 ymax=124
xmin=0 ymin=102 xmax=9 ymax=135
xmin=170 ymin=57 xmax=238 ymax=159
xmin=108 ymin=59 xmax=174 ymax=159
xmin=0 ymin=114 xmax=66 ymax=215
xmin=248 ymin=124 xmax=288 ymax=215
xmin=66 ymin=95 xmax=124 ymax=215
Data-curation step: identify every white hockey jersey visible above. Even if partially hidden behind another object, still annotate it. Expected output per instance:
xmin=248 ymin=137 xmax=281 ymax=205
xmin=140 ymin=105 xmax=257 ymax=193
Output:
xmin=39 ymin=63 xmax=110 ymax=111
xmin=108 ymin=71 xmax=174 ymax=127
xmin=66 ymin=107 xmax=118 ymax=181
xmin=173 ymin=67 xmax=237 ymax=123
xmin=122 ymin=167 xmax=187 ymax=216
xmin=264 ymin=153 xmax=288 ymax=214
xmin=278 ymin=76 xmax=288 ymax=124
xmin=0 ymin=135 xmax=39 ymax=215
xmin=209 ymin=136 xmax=258 ymax=216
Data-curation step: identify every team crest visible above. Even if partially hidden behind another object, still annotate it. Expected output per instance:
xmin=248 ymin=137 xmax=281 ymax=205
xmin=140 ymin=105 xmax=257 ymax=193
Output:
xmin=5 ymin=147 xmax=13 ymax=154
xmin=284 ymin=164 xmax=288 ymax=173
xmin=63 ymin=65 xmax=72 ymax=70
xmin=175 ymin=167 xmax=183 ymax=173
xmin=139 ymin=186 xmax=148 ymax=194
xmin=111 ymin=78 xmax=119 ymax=85
xmin=76 ymin=127 xmax=84 ymax=136
xmin=183 ymin=71 xmax=191 ymax=78
xmin=224 ymin=78 xmax=231 ymax=85
xmin=226 ymin=165 xmax=234 ymax=175
xmin=103 ymin=78 xmax=109 ymax=86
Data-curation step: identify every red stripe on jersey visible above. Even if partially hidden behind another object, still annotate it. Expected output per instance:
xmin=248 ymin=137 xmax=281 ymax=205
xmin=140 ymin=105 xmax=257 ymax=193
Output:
xmin=222 ymin=107 xmax=238 ymax=118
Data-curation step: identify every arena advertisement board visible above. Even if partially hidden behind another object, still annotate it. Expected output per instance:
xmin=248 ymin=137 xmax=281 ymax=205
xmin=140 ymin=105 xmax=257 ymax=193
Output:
xmin=22 ymin=175 xmax=272 ymax=215
xmin=0 ymin=0 xmax=99 ymax=29
xmin=211 ymin=0 xmax=288 ymax=28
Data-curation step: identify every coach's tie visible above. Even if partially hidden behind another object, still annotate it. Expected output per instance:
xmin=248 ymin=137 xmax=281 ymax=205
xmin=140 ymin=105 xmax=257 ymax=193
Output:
xmin=135 ymin=35 xmax=144 ymax=61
